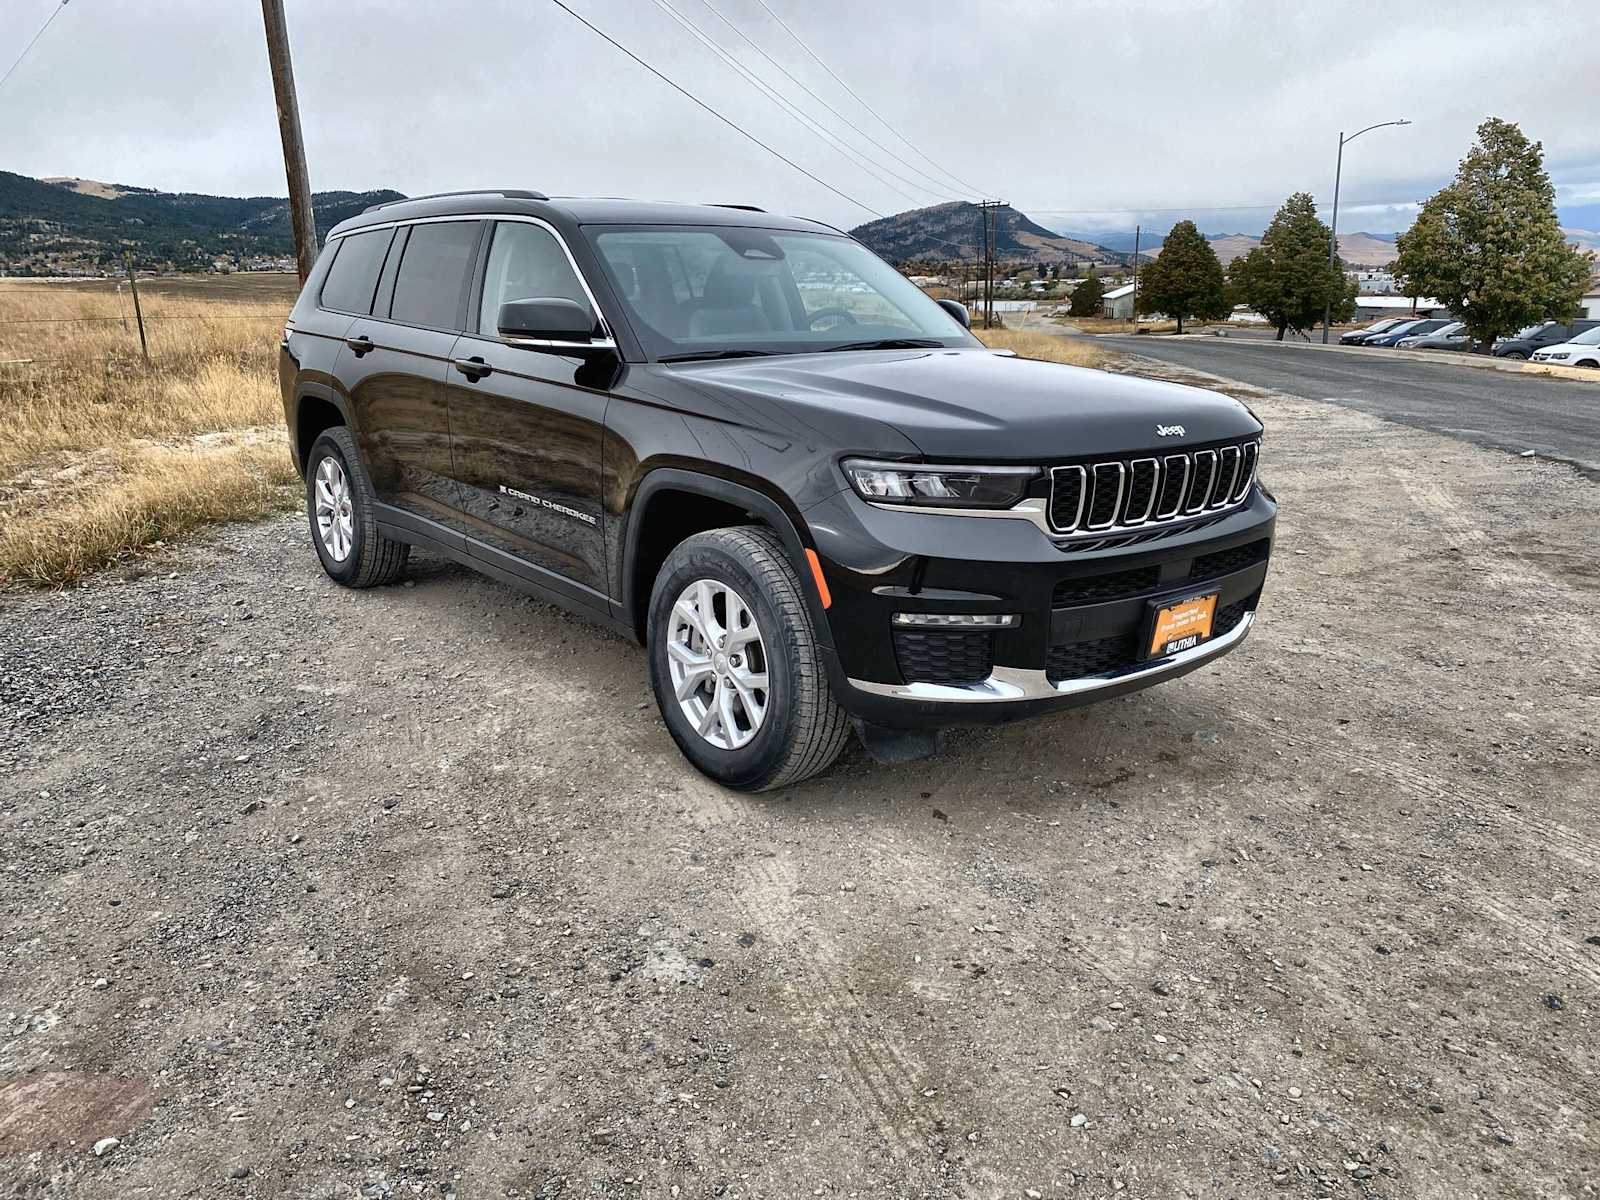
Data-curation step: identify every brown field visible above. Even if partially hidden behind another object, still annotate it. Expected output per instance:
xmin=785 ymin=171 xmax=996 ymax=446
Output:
xmin=0 ymin=275 xmax=298 ymax=585
xmin=974 ymin=325 xmax=1110 ymax=369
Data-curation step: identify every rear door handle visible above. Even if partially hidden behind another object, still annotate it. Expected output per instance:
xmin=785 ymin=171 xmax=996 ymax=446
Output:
xmin=345 ymin=335 xmax=373 ymax=357
xmin=452 ymin=356 xmax=492 ymax=380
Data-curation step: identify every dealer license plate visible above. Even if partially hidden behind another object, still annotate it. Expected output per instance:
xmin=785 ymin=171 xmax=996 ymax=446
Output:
xmin=1145 ymin=592 xmax=1218 ymax=659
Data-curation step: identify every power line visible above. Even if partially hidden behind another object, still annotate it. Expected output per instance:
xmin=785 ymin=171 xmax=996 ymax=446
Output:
xmin=543 ymin=0 xmax=881 ymax=218
xmin=645 ymin=0 xmax=946 ymax=209
xmin=0 ymin=0 xmax=68 ymax=95
xmin=748 ymin=0 xmax=983 ymax=197
xmin=691 ymin=0 xmax=978 ymax=202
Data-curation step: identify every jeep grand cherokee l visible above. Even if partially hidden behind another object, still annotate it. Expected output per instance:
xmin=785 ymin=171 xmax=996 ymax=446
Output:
xmin=278 ymin=191 xmax=1275 ymax=790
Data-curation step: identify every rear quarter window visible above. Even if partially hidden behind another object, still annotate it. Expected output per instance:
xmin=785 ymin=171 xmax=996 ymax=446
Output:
xmin=318 ymin=228 xmax=394 ymax=315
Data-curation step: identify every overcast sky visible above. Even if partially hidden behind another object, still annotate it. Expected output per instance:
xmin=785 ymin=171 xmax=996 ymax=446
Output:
xmin=4 ymin=0 xmax=1598 ymax=237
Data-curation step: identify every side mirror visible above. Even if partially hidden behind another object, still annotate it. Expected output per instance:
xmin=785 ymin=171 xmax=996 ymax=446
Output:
xmin=936 ymin=298 xmax=971 ymax=329
xmin=498 ymin=298 xmax=600 ymax=345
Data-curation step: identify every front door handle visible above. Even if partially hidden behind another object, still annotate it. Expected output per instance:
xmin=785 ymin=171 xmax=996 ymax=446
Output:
xmin=452 ymin=356 xmax=492 ymax=381
xmin=345 ymin=335 xmax=373 ymax=357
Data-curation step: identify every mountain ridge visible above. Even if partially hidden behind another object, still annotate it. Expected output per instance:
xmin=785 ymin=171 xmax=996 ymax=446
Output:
xmin=850 ymin=202 xmax=1127 ymax=266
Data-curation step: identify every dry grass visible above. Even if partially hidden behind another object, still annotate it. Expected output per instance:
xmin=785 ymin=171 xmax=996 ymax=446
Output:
xmin=0 ymin=278 xmax=297 ymax=585
xmin=1055 ymin=315 xmax=1180 ymax=335
xmin=975 ymin=326 xmax=1111 ymax=370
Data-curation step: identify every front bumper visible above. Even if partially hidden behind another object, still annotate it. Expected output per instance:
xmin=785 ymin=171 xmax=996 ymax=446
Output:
xmin=807 ymin=485 xmax=1276 ymax=729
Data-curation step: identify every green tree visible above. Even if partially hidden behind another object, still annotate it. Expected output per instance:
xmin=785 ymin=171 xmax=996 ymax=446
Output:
xmin=1226 ymin=192 xmax=1353 ymax=340
xmin=1393 ymin=117 xmax=1592 ymax=354
xmin=1068 ymin=269 xmax=1104 ymax=317
xmin=1135 ymin=220 xmax=1228 ymax=333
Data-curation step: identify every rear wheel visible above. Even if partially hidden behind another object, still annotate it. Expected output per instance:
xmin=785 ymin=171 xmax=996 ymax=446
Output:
xmin=1503 ymin=350 xmax=1528 ymax=360
xmin=647 ymin=527 xmax=849 ymax=791
xmin=304 ymin=427 xmax=410 ymax=588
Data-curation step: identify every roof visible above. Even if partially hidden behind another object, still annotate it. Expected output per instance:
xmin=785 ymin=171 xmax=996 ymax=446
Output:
xmin=1102 ymin=284 xmax=1135 ymax=299
xmin=326 ymin=191 xmax=843 ymax=239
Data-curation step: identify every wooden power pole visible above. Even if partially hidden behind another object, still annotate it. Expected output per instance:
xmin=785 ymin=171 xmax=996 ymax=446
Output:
xmin=261 ymin=0 xmax=318 ymax=283
xmin=976 ymin=199 xmax=1005 ymax=329
xmin=1129 ymin=224 xmax=1141 ymax=328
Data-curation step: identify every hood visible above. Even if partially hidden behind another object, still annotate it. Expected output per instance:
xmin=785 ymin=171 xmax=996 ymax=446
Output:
xmin=653 ymin=348 xmax=1260 ymax=460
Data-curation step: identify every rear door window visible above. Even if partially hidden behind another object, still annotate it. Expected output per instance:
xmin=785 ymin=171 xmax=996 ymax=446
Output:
xmin=319 ymin=228 xmax=394 ymax=315
xmin=389 ymin=221 xmax=483 ymax=330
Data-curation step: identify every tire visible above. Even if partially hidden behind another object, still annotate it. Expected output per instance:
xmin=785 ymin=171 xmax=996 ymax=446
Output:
xmin=647 ymin=526 xmax=850 ymax=792
xmin=304 ymin=426 xmax=410 ymax=588
xmin=1503 ymin=351 xmax=1527 ymax=360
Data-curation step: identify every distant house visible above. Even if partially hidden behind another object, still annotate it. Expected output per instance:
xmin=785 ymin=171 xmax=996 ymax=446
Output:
xmin=1102 ymin=283 xmax=1136 ymax=319
xmin=1351 ymin=294 xmax=1450 ymax=319
xmin=1580 ymin=274 xmax=1600 ymax=319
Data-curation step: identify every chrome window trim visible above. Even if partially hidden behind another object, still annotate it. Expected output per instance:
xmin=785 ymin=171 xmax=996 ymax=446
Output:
xmin=327 ymin=212 xmax=614 ymax=346
xmin=1048 ymin=464 xmax=1087 ymax=531
xmin=848 ymin=611 xmax=1254 ymax=703
xmin=1122 ymin=457 xmax=1160 ymax=526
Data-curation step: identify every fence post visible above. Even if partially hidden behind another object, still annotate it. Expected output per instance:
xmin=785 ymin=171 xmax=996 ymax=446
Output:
xmin=123 ymin=256 xmax=149 ymax=366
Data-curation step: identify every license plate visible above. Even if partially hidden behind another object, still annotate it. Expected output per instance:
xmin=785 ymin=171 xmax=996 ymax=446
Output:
xmin=1145 ymin=592 xmax=1218 ymax=659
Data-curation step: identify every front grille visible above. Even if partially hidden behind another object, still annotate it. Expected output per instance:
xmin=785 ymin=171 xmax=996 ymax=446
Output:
xmin=1045 ymin=598 xmax=1254 ymax=684
xmin=1049 ymin=440 xmax=1258 ymax=535
xmin=894 ymin=628 xmax=995 ymax=686
xmin=1052 ymin=565 xmax=1161 ymax=606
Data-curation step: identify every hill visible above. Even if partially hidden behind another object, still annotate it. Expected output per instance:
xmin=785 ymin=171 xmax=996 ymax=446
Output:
xmin=0 ymin=171 xmax=404 ymax=274
xmin=1134 ymin=230 xmax=1399 ymax=268
xmin=850 ymin=202 xmax=1126 ymax=266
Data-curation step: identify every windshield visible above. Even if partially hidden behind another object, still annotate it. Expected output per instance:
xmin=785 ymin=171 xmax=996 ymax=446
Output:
xmin=1507 ymin=323 xmax=1550 ymax=340
xmin=586 ymin=225 xmax=979 ymax=360
xmin=1567 ymin=325 xmax=1600 ymax=346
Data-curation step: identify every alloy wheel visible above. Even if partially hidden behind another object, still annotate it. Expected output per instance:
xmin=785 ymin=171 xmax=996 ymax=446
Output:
xmin=666 ymin=578 xmax=770 ymax=750
xmin=314 ymin=455 xmax=355 ymax=563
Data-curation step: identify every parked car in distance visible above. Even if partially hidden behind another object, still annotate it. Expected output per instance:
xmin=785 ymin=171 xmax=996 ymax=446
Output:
xmin=276 ymin=191 xmax=1275 ymax=790
xmin=1531 ymin=324 xmax=1600 ymax=368
xmin=1397 ymin=321 xmax=1472 ymax=351
xmin=1363 ymin=318 xmax=1454 ymax=348
xmin=1339 ymin=318 xmax=1408 ymax=345
xmin=1493 ymin=319 xmax=1600 ymax=359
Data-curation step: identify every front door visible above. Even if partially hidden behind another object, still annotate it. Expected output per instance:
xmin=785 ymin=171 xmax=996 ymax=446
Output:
xmin=445 ymin=219 xmax=612 ymax=608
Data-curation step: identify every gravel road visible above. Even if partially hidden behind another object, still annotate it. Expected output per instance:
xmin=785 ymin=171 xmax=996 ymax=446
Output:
xmin=3 ymin=382 xmax=1598 ymax=1198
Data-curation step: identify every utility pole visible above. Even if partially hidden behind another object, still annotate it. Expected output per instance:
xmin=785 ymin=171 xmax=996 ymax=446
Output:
xmin=1129 ymin=225 xmax=1141 ymax=327
xmin=261 ymin=0 xmax=318 ymax=283
xmin=976 ymin=199 xmax=1006 ymax=329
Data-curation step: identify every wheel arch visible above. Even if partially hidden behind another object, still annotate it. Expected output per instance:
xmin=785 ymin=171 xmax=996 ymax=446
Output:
xmin=291 ymin=384 xmax=352 ymax=476
xmin=620 ymin=467 xmax=829 ymax=646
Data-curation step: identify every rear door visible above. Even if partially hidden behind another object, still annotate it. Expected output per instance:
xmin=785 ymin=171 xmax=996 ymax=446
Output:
xmin=336 ymin=219 xmax=484 ymax=535
xmin=443 ymin=218 xmax=612 ymax=608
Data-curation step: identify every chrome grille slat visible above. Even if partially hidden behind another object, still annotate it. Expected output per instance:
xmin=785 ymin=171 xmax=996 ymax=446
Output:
xmin=1047 ymin=439 xmax=1259 ymax=538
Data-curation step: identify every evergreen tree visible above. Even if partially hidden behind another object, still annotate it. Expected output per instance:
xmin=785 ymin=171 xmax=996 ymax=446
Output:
xmin=1227 ymin=193 xmax=1353 ymax=340
xmin=1393 ymin=117 xmax=1592 ymax=353
xmin=1068 ymin=269 xmax=1105 ymax=317
xmin=1134 ymin=221 xmax=1228 ymax=333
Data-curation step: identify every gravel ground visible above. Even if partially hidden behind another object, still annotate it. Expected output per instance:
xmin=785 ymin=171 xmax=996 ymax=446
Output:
xmin=2 ymin=383 xmax=1597 ymax=1199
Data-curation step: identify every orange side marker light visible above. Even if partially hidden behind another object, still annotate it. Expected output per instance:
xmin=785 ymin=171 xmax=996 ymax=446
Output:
xmin=804 ymin=548 xmax=832 ymax=609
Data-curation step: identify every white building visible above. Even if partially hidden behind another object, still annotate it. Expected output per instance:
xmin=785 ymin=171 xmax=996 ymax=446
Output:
xmin=1351 ymin=294 xmax=1450 ymax=319
xmin=1580 ymin=275 xmax=1600 ymax=318
xmin=1102 ymin=283 xmax=1136 ymax=319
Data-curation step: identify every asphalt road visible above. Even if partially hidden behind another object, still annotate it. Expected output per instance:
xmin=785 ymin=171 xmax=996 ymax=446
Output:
xmin=1101 ymin=336 xmax=1600 ymax=477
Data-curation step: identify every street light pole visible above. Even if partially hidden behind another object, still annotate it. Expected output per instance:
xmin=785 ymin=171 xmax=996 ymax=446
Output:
xmin=1322 ymin=118 xmax=1410 ymax=343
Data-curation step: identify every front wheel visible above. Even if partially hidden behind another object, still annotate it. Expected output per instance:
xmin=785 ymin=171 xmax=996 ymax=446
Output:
xmin=1502 ymin=350 xmax=1528 ymax=360
xmin=647 ymin=527 xmax=849 ymax=791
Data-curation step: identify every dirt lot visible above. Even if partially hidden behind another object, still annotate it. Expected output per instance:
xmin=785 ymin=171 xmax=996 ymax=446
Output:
xmin=2 ymin=382 xmax=1597 ymax=1199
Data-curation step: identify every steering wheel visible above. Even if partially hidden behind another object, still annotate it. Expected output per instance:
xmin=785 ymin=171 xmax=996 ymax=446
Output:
xmin=806 ymin=307 xmax=859 ymax=331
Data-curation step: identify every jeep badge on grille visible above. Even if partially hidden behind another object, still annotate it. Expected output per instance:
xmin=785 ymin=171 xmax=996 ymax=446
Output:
xmin=1156 ymin=424 xmax=1186 ymax=437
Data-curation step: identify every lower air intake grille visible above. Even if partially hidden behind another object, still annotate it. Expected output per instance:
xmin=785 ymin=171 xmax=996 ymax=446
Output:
xmin=894 ymin=629 xmax=995 ymax=686
xmin=1189 ymin=539 xmax=1270 ymax=582
xmin=1045 ymin=598 xmax=1254 ymax=684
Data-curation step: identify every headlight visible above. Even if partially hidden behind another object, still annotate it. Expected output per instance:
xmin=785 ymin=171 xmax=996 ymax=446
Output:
xmin=1550 ymin=352 xmax=1569 ymax=360
xmin=842 ymin=459 xmax=1038 ymax=508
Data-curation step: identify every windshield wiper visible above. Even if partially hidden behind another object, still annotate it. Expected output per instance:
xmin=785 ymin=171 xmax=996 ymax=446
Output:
xmin=658 ymin=349 xmax=784 ymax=363
xmin=824 ymin=338 xmax=945 ymax=353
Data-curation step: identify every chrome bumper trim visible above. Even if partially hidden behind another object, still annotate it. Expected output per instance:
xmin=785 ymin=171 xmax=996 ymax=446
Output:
xmin=848 ymin=611 xmax=1254 ymax=703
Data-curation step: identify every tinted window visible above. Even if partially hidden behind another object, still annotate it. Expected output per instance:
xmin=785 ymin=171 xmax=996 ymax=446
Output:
xmin=389 ymin=221 xmax=481 ymax=330
xmin=319 ymin=229 xmax=393 ymax=314
xmin=477 ymin=222 xmax=595 ymax=335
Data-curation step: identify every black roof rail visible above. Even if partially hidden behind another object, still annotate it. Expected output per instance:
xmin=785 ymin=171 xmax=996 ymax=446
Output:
xmin=363 ymin=189 xmax=549 ymax=213
xmin=710 ymin=203 xmax=765 ymax=212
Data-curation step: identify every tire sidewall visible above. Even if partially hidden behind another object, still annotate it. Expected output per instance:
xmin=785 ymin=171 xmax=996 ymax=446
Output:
xmin=305 ymin=432 xmax=367 ymax=585
xmin=648 ymin=538 xmax=802 ymax=790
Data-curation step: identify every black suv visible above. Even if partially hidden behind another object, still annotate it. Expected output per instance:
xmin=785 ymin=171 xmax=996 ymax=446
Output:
xmin=278 ymin=191 xmax=1275 ymax=790
xmin=1492 ymin=320 xmax=1600 ymax=359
